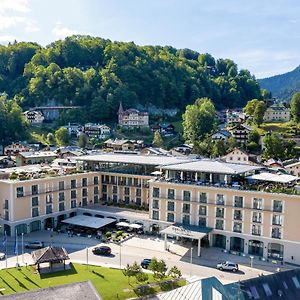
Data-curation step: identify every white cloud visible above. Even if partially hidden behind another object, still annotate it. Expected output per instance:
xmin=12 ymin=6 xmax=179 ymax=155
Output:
xmin=25 ymin=19 xmax=40 ymax=32
xmin=0 ymin=0 xmax=30 ymax=13
xmin=0 ymin=35 xmax=17 ymax=44
xmin=52 ymin=22 xmax=79 ymax=38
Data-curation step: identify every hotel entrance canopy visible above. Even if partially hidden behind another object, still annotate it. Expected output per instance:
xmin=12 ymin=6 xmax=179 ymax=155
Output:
xmin=161 ymin=224 xmax=213 ymax=240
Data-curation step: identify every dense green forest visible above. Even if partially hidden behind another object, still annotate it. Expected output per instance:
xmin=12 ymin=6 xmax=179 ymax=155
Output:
xmin=259 ymin=65 xmax=300 ymax=100
xmin=0 ymin=35 xmax=264 ymax=124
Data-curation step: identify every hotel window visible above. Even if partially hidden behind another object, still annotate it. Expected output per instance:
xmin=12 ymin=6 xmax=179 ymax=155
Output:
xmin=136 ymin=197 xmax=141 ymax=206
xmin=4 ymin=200 xmax=8 ymax=210
xmin=152 ymin=187 xmax=160 ymax=198
xmin=233 ymin=210 xmax=242 ymax=221
xmin=271 ymin=227 xmax=282 ymax=239
xmin=233 ymin=222 xmax=242 ymax=233
xmin=94 ymin=176 xmax=99 ymax=185
xmin=253 ymin=198 xmax=262 ymax=210
xmin=82 ymin=197 xmax=88 ymax=206
xmin=94 ymin=186 xmax=99 ymax=195
xmin=71 ymin=190 xmax=76 ymax=199
xmin=94 ymin=195 xmax=99 ymax=204
xmin=272 ymin=214 xmax=283 ymax=226
xmin=273 ymin=200 xmax=283 ymax=213
xmin=59 ymin=202 xmax=65 ymax=211
xmin=71 ymin=200 xmax=76 ymax=208
xmin=31 ymin=185 xmax=38 ymax=195
xmin=167 ymin=213 xmax=174 ymax=222
xmin=113 ymin=185 xmax=117 ymax=193
xmin=32 ymin=207 xmax=39 ymax=217
xmin=262 ymin=283 xmax=272 ymax=297
xmin=152 ymin=210 xmax=159 ymax=220
xmin=199 ymin=205 xmax=207 ymax=216
xmin=182 ymin=214 xmax=190 ymax=225
xmin=168 ymin=189 xmax=175 ymax=200
xmin=215 ymin=219 xmax=224 ymax=230
xmin=124 ymin=196 xmax=130 ymax=204
xmin=252 ymin=224 xmax=261 ymax=236
xmin=82 ymin=188 xmax=87 ymax=197
xmin=199 ymin=217 xmax=206 ymax=227
xmin=216 ymin=194 xmax=224 ymax=205
xmin=234 ymin=196 xmax=243 ymax=208
xmin=152 ymin=199 xmax=159 ymax=209
xmin=216 ymin=207 xmax=224 ymax=218
xmin=113 ymin=194 xmax=118 ymax=202
xmin=59 ymin=181 xmax=64 ymax=191
xmin=183 ymin=191 xmax=191 ymax=201
xmin=59 ymin=192 xmax=65 ymax=201
xmin=136 ymin=188 xmax=141 ymax=197
xmin=124 ymin=187 xmax=130 ymax=195
xmin=127 ymin=178 xmax=133 ymax=186
xmin=252 ymin=211 xmax=262 ymax=223
xmin=199 ymin=192 xmax=207 ymax=203
xmin=82 ymin=178 xmax=87 ymax=187
xmin=46 ymin=204 xmax=52 ymax=214
xmin=102 ymin=185 xmax=107 ymax=192
xmin=134 ymin=178 xmax=139 ymax=186
xmin=167 ymin=201 xmax=174 ymax=211
xmin=31 ymin=196 xmax=39 ymax=207
xmin=16 ymin=187 xmax=24 ymax=197
xmin=71 ymin=179 xmax=76 ymax=189
xmin=182 ymin=203 xmax=190 ymax=213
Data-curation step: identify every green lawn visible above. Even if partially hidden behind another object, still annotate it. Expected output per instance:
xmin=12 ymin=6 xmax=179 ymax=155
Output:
xmin=0 ymin=264 xmax=183 ymax=300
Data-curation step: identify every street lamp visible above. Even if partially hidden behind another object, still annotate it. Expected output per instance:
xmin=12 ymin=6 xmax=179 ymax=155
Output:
xmin=119 ymin=244 xmax=122 ymax=270
xmin=21 ymin=233 xmax=24 ymax=264
xmin=190 ymin=247 xmax=193 ymax=277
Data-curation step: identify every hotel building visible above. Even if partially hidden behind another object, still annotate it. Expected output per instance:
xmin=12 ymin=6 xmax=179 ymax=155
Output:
xmin=0 ymin=154 xmax=299 ymax=265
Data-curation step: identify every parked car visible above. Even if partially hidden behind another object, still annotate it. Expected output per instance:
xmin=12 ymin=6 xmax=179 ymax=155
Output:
xmin=217 ymin=261 xmax=239 ymax=272
xmin=0 ymin=252 xmax=5 ymax=260
xmin=24 ymin=241 xmax=44 ymax=249
xmin=141 ymin=258 xmax=152 ymax=269
xmin=92 ymin=246 xmax=111 ymax=256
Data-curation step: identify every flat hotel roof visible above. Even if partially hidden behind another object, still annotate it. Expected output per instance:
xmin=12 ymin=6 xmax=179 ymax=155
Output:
xmin=160 ymin=159 xmax=262 ymax=175
xmin=75 ymin=154 xmax=191 ymax=166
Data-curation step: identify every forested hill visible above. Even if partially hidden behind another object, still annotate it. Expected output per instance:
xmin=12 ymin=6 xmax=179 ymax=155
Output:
xmin=0 ymin=35 xmax=263 ymax=123
xmin=259 ymin=65 xmax=300 ymax=101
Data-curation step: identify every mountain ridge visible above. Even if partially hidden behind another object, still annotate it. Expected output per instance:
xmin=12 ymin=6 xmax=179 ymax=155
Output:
xmin=259 ymin=65 xmax=300 ymax=100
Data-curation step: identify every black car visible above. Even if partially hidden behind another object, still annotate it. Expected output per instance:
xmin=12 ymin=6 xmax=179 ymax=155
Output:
xmin=141 ymin=258 xmax=152 ymax=269
xmin=92 ymin=246 xmax=112 ymax=256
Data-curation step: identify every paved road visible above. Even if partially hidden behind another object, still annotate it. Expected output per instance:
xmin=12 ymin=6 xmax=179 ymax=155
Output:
xmin=0 ymin=230 xmax=281 ymax=284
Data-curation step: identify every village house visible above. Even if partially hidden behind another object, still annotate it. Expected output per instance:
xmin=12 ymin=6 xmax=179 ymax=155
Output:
xmin=211 ymin=129 xmax=232 ymax=143
xmin=4 ymin=143 xmax=33 ymax=156
xmin=118 ymin=103 xmax=149 ymax=128
xmin=222 ymin=148 xmax=260 ymax=166
xmin=63 ymin=123 xmax=83 ymax=136
xmin=151 ymin=123 xmax=175 ymax=136
xmin=226 ymin=109 xmax=246 ymax=125
xmin=284 ymin=160 xmax=300 ymax=177
xmin=83 ymin=123 xmax=111 ymax=140
xmin=104 ymin=139 xmax=143 ymax=152
xmin=24 ymin=110 xmax=45 ymax=124
xmin=0 ymin=156 xmax=16 ymax=168
xmin=16 ymin=151 xmax=58 ymax=167
xmin=229 ymin=123 xmax=252 ymax=145
xmin=264 ymin=102 xmax=291 ymax=122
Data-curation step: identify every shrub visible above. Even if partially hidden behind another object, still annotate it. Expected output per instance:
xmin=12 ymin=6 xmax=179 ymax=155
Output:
xmin=116 ymin=230 xmax=123 ymax=237
xmin=105 ymin=231 xmax=112 ymax=238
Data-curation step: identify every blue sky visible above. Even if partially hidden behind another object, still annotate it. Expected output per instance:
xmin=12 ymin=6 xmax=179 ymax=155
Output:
xmin=1 ymin=0 xmax=300 ymax=78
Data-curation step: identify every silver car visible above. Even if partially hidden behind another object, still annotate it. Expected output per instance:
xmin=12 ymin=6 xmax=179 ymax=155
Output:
xmin=24 ymin=241 xmax=45 ymax=249
xmin=217 ymin=261 xmax=239 ymax=272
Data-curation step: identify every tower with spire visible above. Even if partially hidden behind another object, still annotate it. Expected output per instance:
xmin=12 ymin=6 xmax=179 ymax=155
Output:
xmin=118 ymin=102 xmax=124 ymax=124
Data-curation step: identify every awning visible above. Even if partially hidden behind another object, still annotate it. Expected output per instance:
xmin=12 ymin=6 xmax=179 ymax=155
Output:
xmin=151 ymin=171 xmax=163 ymax=175
xmin=116 ymin=221 xmax=130 ymax=227
xmin=247 ymin=172 xmax=298 ymax=183
xmin=130 ymin=223 xmax=142 ymax=229
xmin=62 ymin=215 xmax=116 ymax=229
xmin=161 ymin=224 xmax=212 ymax=240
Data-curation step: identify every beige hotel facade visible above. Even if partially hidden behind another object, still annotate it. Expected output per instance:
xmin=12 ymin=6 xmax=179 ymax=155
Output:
xmin=0 ymin=154 xmax=299 ymax=265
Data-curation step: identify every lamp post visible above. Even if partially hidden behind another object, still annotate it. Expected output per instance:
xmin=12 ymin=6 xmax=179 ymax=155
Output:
xmin=190 ymin=247 xmax=193 ymax=277
xmin=86 ymin=247 xmax=89 ymax=270
xmin=250 ymin=255 xmax=254 ymax=268
xmin=21 ymin=233 xmax=24 ymax=264
xmin=119 ymin=244 xmax=122 ymax=270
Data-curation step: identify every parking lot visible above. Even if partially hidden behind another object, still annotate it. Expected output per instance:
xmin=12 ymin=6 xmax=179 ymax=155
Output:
xmin=0 ymin=230 xmax=294 ymax=284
